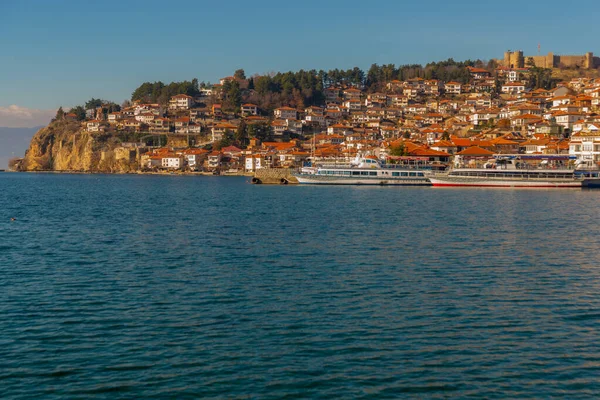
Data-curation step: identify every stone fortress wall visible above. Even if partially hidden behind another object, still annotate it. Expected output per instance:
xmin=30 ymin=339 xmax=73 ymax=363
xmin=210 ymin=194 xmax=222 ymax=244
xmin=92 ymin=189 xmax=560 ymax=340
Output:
xmin=501 ymin=50 xmax=599 ymax=69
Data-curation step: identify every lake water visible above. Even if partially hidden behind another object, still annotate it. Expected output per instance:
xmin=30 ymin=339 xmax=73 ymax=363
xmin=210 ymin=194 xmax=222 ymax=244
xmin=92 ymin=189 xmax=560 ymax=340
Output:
xmin=2 ymin=173 xmax=600 ymax=398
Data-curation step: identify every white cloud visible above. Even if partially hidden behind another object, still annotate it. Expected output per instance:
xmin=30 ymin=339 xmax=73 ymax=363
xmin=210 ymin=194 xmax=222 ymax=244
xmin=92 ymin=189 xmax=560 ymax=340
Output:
xmin=0 ymin=105 xmax=55 ymax=128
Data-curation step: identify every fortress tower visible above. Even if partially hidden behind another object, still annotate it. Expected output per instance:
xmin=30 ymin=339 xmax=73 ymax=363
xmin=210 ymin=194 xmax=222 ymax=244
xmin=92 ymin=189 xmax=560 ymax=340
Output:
xmin=503 ymin=50 xmax=524 ymax=68
xmin=585 ymin=52 xmax=594 ymax=69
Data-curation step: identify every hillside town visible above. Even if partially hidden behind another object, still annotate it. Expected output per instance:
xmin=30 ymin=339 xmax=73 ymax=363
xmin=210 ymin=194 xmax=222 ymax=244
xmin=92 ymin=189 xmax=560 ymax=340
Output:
xmin=57 ymin=54 xmax=600 ymax=174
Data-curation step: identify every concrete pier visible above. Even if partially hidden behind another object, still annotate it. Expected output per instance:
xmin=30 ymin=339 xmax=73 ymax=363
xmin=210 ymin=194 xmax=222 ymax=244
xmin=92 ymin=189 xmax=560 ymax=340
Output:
xmin=252 ymin=168 xmax=299 ymax=184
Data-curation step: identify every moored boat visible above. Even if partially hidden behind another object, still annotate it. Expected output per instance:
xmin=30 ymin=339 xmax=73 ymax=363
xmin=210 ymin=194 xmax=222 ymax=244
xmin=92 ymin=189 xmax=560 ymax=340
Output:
xmin=294 ymin=155 xmax=431 ymax=186
xmin=429 ymin=155 xmax=584 ymax=188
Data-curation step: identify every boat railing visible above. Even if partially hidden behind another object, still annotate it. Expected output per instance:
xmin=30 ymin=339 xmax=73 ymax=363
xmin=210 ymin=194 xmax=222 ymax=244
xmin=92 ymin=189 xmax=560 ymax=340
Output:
xmin=316 ymin=163 xmax=434 ymax=170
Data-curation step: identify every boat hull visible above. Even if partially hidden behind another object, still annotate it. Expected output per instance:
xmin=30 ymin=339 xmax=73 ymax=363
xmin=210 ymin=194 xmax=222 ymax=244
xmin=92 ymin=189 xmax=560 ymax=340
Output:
xmin=295 ymin=175 xmax=431 ymax=185
xmin=429 ymin=177 xmax=582 ymax=188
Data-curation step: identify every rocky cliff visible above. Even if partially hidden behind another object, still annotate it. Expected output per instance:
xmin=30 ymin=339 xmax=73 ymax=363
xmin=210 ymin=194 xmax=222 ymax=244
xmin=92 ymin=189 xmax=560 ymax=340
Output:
xmin=18 ymin=121 xmax=140 ymax=173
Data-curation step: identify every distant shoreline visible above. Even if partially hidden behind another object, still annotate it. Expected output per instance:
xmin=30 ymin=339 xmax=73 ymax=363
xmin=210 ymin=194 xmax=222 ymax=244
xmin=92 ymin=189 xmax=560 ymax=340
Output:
xmin=7 ymin=170 xmax=253 ymax=177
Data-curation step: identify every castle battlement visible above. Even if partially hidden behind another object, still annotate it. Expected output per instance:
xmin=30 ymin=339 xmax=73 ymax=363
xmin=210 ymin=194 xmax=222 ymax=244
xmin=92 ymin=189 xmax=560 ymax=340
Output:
xmin=501 ymin=50 xmax=598 ymax=69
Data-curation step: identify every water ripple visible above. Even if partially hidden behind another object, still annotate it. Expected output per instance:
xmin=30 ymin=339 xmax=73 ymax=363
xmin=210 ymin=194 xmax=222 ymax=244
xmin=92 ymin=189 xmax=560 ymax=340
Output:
xmin=2 ymin=173 xmax=600 ymax=398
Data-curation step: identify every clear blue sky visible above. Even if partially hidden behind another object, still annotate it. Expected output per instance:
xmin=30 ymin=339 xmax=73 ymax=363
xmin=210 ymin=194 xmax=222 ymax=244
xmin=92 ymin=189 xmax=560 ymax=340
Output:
xmin=1 ymin=0 xmax=599 ymax=112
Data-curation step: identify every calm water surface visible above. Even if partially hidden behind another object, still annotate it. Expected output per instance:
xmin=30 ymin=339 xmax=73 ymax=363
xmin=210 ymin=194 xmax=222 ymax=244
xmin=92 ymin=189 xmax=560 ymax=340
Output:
xmin=2 ymin=173 xmax=600 ymax=398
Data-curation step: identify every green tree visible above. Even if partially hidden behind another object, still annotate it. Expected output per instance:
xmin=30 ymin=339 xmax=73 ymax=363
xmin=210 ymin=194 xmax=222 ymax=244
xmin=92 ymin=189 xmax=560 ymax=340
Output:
xmin=85 ymin=98 xmax=104 ymax=109
xmin=235 ymin=120 xmax=248 ymax=147
xmin=389 ymin=143 xmax=408 ymax=156
xmin=214 ymin=130 xmax=233 ymax=150
xmin=225 ymin=80 xmax=242 ymax=112
xmin=247 ymin=122 xmax=271 ymax=141
xmin=54 ymin=106 xmax=65 ymax=121
xmin=254 ymin=76 xmax=272 ymax=95
xmin=234 ymin=69 xmax=246 ymax=80
xmin=69 ymin=106 xmax=86 ymax=121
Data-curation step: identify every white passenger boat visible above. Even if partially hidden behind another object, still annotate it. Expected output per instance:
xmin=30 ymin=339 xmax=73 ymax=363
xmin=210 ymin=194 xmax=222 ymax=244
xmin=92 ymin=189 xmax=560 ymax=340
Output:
xmin=294 ymin=155 xmax=431 ymax=185
xmin=429 ymin=155 xmax=583 ymax=188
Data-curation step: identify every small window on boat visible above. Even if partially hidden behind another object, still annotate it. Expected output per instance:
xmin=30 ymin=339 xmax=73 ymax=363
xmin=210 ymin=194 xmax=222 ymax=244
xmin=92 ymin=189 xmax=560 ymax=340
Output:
xmin=409 ymin=172 xmax=417 ymax=177
xmin=352 ymin=171 xmax=360 ymax=176
xmin=392 ymin=172 xmax=400 ymax=177
xmin=361 ymin=171 xmax=369 ymax=176
xmin=401 ymin=172 xmax=408 ymax=177
xmin=417 ymin=172 xmax=424 ymax=177
xmin=369 ymin=171 xmax=377 ymax=176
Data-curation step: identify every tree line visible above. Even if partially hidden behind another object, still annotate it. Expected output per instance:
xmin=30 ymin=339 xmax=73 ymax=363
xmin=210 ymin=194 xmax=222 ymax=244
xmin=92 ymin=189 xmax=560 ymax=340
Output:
xmin=128 ymin=58 xmax=503 ymax=112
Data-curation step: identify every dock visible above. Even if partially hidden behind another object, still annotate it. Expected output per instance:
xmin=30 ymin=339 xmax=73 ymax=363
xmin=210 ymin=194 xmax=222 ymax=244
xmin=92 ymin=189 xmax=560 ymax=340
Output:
xmin=252 ymin=168 xmax=299 ymax=184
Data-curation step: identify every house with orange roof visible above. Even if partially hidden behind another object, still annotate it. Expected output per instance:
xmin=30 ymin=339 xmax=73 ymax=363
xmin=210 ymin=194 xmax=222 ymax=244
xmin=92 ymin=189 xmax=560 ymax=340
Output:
xmin=274 ymin=107 xmax=297 ymax=120
xmin=569 ymin=130 xmax=600 ymax=163
xmin=244 ymin=154 xmax=269 ymax=172
xmin=271 ymin=119 xmax=288 ymax=137
xmin=490 ymin=137 xmax=519 ymax=153
xmin=454 ymin=146 xmax=495 ymax=166
xmin=169 ymin=94 xmax=194 ymax=110
xmin=501 ymin=82 xmax=526 ymax=95
xmin=327 ymin=123 xmax=353 ymax=136
xmin=150 ymin=117 xmax=170 ymax=133
xmin=135 ymin=112 xmax=156 ymax=124
xmin=212 ymin=104 xmax=222 ymax=117
xmin=523 ymin=137 xmax=561 ymax=154
xmin=245 ymin=115 xmax=269 ymax=125
xmin=511 ymin=114 xmax=542 ymax=128
xmin=278 ymin=150 xmax=310 ymax=167
xmin=342 ymin=99 xmax=362 ymax=112
xmin=324 ymin=87 xmax=340 ymax=102
xmin=343 ymin=87 xmax=362 ymax=100
xmin=212 ymin=122 xmax=237 ymax=142
xmin=554 ymin=111 xmax=583 ymax=131
xmin=206 ymin=151 xmax=222 ymax=171
xmin=174 ymin=117 xmax=190 ymax=134
xmin=431 ymin=140 xmax=458 ymax=155
xmin=241 ymin=103 xmax=258 ymax=116
xmin=161 ymin=153 xmax=184 ymax=170
xmin=182 ymin=148 xmax=209 ymax=171
xmin=107 ymin=112 xmax=123 ymax=124
xmin=386 ymin=80 xmax=403 ymax=91
xmin=388 ymin=94 xmax=408 ymax=107
xmin=467 ymin=67 xmax=492 ymax=80
xmin=86 ymin=120 xmax=108 ymax=133
xmin=445 ymin=81 xmax=462 ymax=95
xmin=305 ymin=113 xmax=326 ymax=126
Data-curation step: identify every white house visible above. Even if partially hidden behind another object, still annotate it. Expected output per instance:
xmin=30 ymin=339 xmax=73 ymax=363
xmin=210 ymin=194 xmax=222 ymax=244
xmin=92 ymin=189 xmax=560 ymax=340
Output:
xmin=554 ymin=111 xmax=583 ymax=131
xmin=161 ymin=155 xmax=184 ymax=169
xmin=168 ymin=94 xmax=194 ymax=110
xmin=445 ymin=81 xmax=462 ymax=95
xmin=245 ymin=155 xmax=266 ymax=172
xmin=241 ymin=103 xmax=258 ymax=116
xmin=501 ymin=82 xmax=526 ymax=94
xmin=274 ymin=107 xmax=297 ymax=120
xmin=570 ymin=130 xmax=600 ymax=163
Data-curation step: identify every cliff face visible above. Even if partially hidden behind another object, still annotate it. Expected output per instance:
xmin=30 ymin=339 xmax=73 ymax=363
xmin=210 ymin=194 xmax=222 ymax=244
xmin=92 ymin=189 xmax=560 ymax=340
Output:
xmin=19 ymin=120 xmax=139 ymax=173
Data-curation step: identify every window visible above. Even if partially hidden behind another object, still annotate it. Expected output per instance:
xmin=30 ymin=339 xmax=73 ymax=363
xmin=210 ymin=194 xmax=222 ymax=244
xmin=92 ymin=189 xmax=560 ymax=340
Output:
xmin=392 ymin=172 xmax=400 ymax=177
xmin=409 ymin=172 xmax=417 ymax=177
xmin=352 ymin=171 xmax=360 ymax=176
xmin=401 ymin=172 xmax=408 ymax=177
xmin=360 ymin=171 xmax=369 ymax=176
xmin=369 ymin=172 xmax=377 ymax=176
